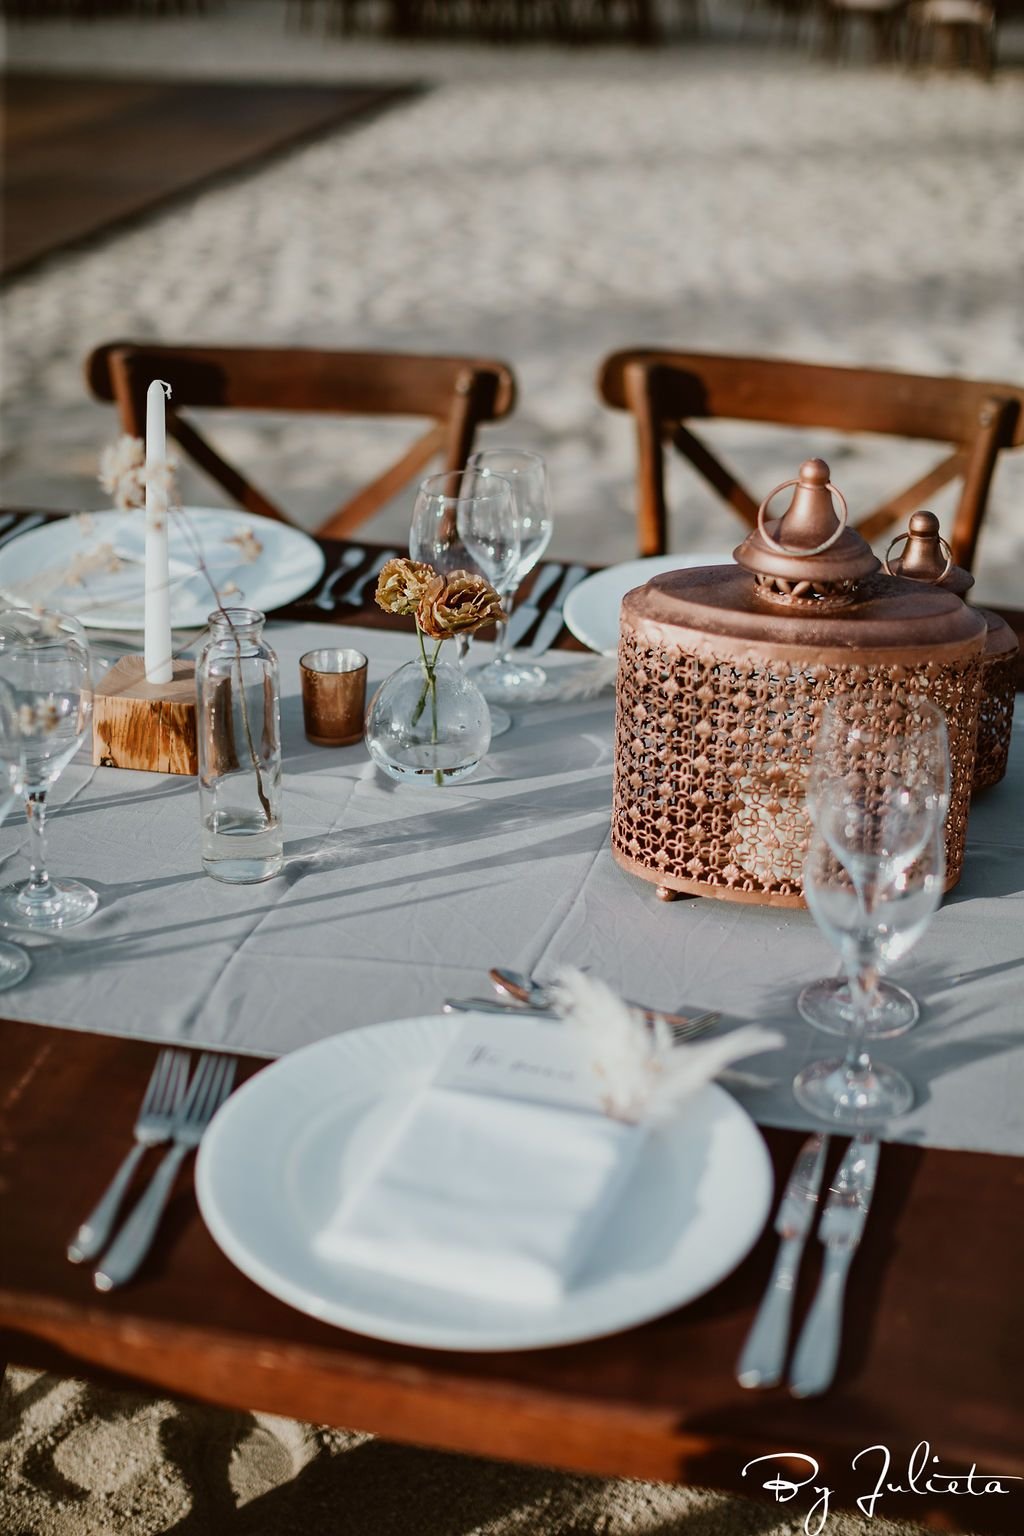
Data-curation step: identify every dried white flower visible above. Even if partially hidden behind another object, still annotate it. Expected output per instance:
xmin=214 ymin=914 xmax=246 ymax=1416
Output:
xmin=64 ymin=543 xmax=122 ymax=588
xmin=17 ymin=700 xmax=61 ymax=736
xmin=226 ymin=526 xmax=263 ymax=565
xmin=550 ymin=967 xmax=783 ymax=1124
xmin=219 ymin=580 xmax=241 ymax=599
xmin=99 ymin=436 xmax=146 ymax=511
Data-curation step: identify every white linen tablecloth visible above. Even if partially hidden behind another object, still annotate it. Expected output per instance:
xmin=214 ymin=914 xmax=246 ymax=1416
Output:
xmin=1 ymin=620 xmax=1021 ymax=1157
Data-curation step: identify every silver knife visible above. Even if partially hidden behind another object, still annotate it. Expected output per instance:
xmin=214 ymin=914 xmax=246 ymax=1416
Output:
xmin=529 ymin=563 xmax=589 ymax=656
xmin=789 ymin=1135 xmax=880 ymax=1399
xmin=330 ymin=548 xmax=399 ymax=611
xmin=736 ymin=1132 xmax=829 ymax=1389
xmin=504 ymin=563 xmax=564 ymax=650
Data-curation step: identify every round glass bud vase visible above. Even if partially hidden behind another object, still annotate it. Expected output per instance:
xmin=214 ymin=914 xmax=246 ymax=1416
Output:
xmin=196 ymin=608 xmax=283 ymax=883
xmin=365 ymin=658 xmax=491 ymax=785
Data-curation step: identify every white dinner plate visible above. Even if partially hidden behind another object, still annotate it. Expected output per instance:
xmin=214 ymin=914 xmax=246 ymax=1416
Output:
xmin=0 ymin=508 xmax=324 ymax=630
xmin=564 ymin=552 xmax=732 ymax=656
xmin=196 ymin=1016 xmax=773 ymax=1352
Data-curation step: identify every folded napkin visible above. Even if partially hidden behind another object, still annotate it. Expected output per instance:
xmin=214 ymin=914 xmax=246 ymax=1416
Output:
xmin=313 ymin=1023 xmax=644 ymax=1309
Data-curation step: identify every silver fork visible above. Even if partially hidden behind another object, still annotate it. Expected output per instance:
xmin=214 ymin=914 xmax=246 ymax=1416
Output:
xmin=67 ymin=1049 xmax=189 ymax=1265
xmin=94 ymin=1054 xmax=237 ymax=1292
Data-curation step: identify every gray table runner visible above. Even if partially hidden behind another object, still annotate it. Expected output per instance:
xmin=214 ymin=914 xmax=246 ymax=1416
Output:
xmin=2 ymin=621 xmax=1021 ymax=1157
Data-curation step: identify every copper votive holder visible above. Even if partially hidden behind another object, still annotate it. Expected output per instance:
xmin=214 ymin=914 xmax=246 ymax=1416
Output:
xmin=300 ymin=649 xmax=367 ymax=746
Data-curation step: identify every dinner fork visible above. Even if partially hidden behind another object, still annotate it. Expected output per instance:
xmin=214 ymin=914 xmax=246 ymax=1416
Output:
xmin=94 ymin=1054 xmax=237 ymax=1292
xmin=67 ymin=1048 xmax=189 ymax=1265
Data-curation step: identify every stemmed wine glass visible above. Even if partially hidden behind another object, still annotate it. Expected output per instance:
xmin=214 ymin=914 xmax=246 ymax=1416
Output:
xmin=0 ymin=609 xmax=98 ymax=931
xmin=409 ymin=469 xmax=518 ymax=737
xmin=464 ymin=449 xmax=552 ymax=705
xmin=0 ymin=678 xmax=32 ymax=988
xmin=799 ymin=696 xmax=950 ymax=1037
xmin=793 ymin=696 xmax=950 ymax=1126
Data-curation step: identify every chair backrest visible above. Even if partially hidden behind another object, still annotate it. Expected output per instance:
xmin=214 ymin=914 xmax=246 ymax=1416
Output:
xmin=597 ymin=349 xmax=1024 ymax=570
xmin=86 ymin=342 xmax=517 ymax=540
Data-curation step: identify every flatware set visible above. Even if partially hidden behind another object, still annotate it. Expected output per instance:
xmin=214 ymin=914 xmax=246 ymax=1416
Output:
xmin=737 ymin=1132 xmax=880 ymax=1398
xmin=69 ymin=1050 xmax=237 ymax=1290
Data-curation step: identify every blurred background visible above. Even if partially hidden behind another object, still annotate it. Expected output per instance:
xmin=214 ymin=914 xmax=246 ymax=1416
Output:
xmin=2 ymin=0 xmax=1023 ymax=600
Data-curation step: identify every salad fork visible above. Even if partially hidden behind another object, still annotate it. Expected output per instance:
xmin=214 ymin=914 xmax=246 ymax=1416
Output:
xmin=67 ymin=1048 xmax=189 ymax=1265
xmin=94 ymin=1054 xmax=237 ymax=1291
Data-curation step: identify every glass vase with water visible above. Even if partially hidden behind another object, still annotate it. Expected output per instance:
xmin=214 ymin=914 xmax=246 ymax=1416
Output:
xmin=197 ymin=608 xmax=283 ymax=883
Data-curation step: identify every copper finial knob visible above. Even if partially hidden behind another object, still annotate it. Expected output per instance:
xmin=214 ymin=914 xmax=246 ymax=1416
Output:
xmin=885 ymin=509 xmax=971 ymax=593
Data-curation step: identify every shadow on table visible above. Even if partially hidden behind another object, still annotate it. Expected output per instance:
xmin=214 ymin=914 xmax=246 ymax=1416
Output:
xmin=15 ymin=774 xmax=611 ymax=982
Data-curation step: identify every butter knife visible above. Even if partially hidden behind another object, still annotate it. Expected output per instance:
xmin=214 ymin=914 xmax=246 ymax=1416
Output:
xmin=736 ymin=1132 xmax=828 ymax=1389
xmin=529 ymin=564 xmax=589 ymax=656
xmin=789 ymin=1135 xmax=880 ymax=1399
xmin=504 ymin=563 xmax=564 ymax=650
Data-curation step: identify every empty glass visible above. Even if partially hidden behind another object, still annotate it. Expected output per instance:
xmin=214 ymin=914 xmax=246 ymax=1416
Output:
xmin=465 ymin=449 xmax=553 ymax=704
xmin=794 ymin=822 xmax=946 ymax=1126
xmin=0 ymin=610 xmax=97 ymax=931
xmin=799 ymin=696 xmax=950 ymax=1038
xmin=409 ymin=469 xmax=517 ymax=736
xmin=0 ymin=678 xmax=32 ymax=988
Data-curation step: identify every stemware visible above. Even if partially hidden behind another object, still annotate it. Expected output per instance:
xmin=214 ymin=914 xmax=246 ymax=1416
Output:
xmin=0 ymin=678 xmax=32 ymax=988
xmin=798 ymin=696 xmax=950 ymax=1038
xmin=409 ymin=469 xmax=517 ymax=737
xmin=465 ymin=449 xmax=552 ymax=704
xmin=0 ymin=609 xmax=98 ymax=930
xmin=793 ymin=821 xmax=946 ymax=1126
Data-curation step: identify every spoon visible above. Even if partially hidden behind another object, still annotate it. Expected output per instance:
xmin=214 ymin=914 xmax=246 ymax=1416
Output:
xmin=488 ymin=969 xmax=719 ymax=1042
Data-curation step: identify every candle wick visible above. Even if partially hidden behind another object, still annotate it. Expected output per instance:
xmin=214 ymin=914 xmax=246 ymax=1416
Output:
xmin=155 ymin=379 xmax=172 ymax=401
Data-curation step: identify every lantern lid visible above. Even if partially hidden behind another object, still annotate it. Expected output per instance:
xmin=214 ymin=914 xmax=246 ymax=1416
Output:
xmin=621 ymin=561 xmax=987 ymax=667
xmin=884 ymin=510 xmax=974 ymax=597
xmin=734 ymin=458 xmax=879 ymax=596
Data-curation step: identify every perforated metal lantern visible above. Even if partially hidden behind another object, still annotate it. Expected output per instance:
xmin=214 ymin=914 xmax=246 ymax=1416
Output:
xmin=612 ymin=460 xmax=988 ymax=907
xmin=885 ymin=510 xmax=1018 ymax=794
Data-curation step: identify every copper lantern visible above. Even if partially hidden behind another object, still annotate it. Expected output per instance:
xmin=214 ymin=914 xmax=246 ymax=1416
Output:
xmin=611 ymin=460 xmax=988 ymax=908
xmin=884 ymin=510 xmax=1018 ymax=794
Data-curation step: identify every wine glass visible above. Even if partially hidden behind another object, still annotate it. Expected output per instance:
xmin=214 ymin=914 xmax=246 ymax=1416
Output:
xmin=0 ymin=609 xmax=98 ymax=930
xmin=798 ymin=695 xmax=950 ymax=1038
xmin=409 ymin=469 xmax=517 ymax=736
xmin=793 ymin=820 xmax=946 ymax=1126
xmin=465 ymin=449 xmax=552 ymax=705
xmin=0 ymin=678 xmax=32 ymax=988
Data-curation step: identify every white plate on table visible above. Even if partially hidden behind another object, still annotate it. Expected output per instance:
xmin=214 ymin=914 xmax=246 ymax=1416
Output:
xmin=564 ymin=552 xmax=732 ymax=656
xmin=196 ymin=1015 xmax=773 ymax=1352
xmin=0 ymin=508 xmax=324 ymax=631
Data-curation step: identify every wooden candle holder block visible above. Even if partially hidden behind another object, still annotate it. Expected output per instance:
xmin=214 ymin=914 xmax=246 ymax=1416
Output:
xmin=92 ymin=656 xmax=198 ymax=776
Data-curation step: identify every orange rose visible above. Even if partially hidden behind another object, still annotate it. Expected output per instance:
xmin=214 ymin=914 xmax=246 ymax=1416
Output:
xmin=375 ymin=557 xmax=436 ymax=616
xmin=416 ymin=570 xmax=505 ymax=640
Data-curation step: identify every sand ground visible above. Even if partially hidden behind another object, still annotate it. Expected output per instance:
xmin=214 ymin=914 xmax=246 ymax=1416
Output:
xmin=0 ymin=3 xmax=1019 ymax=1532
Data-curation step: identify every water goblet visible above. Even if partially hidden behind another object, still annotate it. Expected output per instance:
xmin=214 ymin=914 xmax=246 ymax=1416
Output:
xmin=799 ymin=695 xmax=950 ymax=1038
xmin=0 ymin=609 xmax=98 ymax=930
xmin=465 ymin=449 xmax=552 ymax=705
xmin=410 ymin=469 xmax=517 ymax=736
xmin=0 ymin=678 xmax=32 ymax=988
xmin=793 ymin=810 xmax=946 ymax=1127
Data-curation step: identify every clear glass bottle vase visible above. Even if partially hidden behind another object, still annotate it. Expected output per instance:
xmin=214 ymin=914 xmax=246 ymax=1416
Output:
xmin=197 ymin=608 xmax=283 ymax=883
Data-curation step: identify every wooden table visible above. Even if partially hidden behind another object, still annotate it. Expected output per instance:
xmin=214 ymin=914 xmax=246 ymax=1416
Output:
xmin=2 ymin=521 xmax=1023 ymax=1534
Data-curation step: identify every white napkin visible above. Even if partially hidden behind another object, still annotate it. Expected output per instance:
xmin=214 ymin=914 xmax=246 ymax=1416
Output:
xmin=314 ymin=1078 xmax=643 ymax=1309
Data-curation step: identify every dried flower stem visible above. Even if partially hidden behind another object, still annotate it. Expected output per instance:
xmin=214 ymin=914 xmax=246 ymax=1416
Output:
xmin=413 ymin=622 xmax=445 ymax=787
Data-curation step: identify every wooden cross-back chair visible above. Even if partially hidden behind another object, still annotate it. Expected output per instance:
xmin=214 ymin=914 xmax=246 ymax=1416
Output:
xmin=598 ymin=349 xmax=1024 ymax=571
xmin=86 ymin=343 xmax=517 ymax=541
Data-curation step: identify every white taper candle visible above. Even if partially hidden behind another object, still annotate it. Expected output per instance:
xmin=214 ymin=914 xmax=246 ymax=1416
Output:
xmin=144 ymin=379 xmax=173 ymax=684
